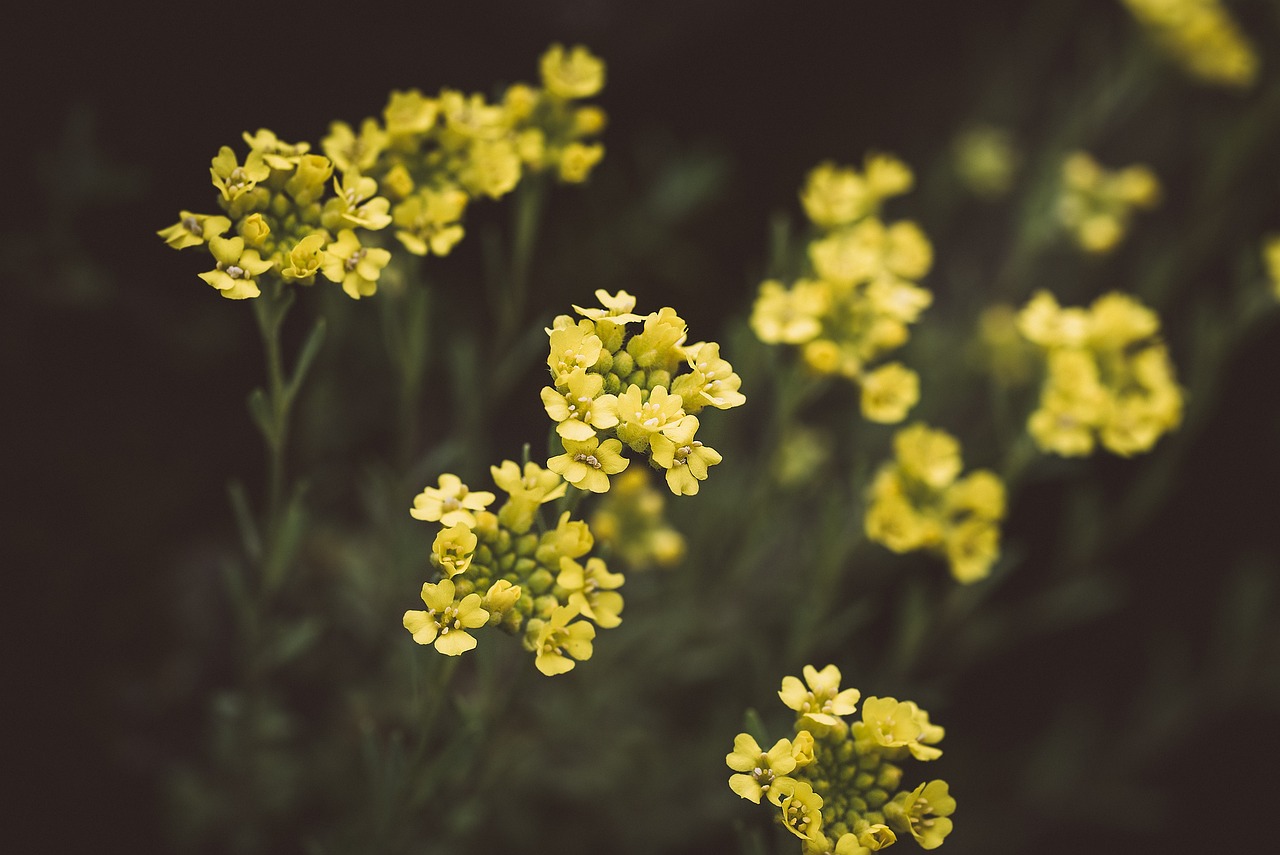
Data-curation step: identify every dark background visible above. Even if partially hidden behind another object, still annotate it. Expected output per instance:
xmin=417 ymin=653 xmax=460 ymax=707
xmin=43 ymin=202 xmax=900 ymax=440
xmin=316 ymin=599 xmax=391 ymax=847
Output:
xmin=9 ymin=0 xmax=1280 ymax=851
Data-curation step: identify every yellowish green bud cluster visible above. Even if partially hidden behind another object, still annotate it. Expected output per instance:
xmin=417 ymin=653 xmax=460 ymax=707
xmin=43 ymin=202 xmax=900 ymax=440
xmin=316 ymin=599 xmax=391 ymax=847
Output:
xmin=403 ymin=464 xmax=623 ymax=675
xmin=750 ymin=154 xmax=932 ymax=423
xmin=159 ymin=45 xmax=606 ymax=300
xmin=728 ymin=665 xmax=954 ymax=852
xmin=1056 ymin=152 xmax=1160 ymax=254
xmin=588 ymin=468 xmax=687 ymax=569
xmin=543 ymin=290 xmax=746 ymax=496
xmin=1017 ymin=290 xmax=1183 ymax=457
xmin=1121 ymin=0 xmax=1258 ymax=88
xmin=865 ymin=424 xmax=1007 ymax=584
xmin=951 ymin=125 xmax=1020 ymax=199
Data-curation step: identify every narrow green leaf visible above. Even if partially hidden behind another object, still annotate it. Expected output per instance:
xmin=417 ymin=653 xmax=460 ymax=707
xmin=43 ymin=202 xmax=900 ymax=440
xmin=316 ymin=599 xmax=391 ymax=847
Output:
xmin=286 ymin=316 xmax=327 ymax=402
xmin=226 ymin=479 xmax=262 ymax=562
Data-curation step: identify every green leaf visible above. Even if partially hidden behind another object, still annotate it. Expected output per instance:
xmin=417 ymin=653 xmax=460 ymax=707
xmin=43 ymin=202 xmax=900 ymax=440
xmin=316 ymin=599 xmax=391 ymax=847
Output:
xmin=226 ymin=479 xmax=261 ymax=563
xmin=247 ymin=387 xmax=274 ymax=443
xmin=286 ymin=316 xmax=327 ymax=402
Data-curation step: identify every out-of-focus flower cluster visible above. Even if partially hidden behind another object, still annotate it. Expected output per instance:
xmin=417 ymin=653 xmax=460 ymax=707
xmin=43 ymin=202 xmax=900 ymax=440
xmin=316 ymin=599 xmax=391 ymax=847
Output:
xmin=589 ymin=469 xmax=686 ymax=570
xmin=159 ymin=44 xmax=606 ymax=300
xmin=404 ymin=464 xmax=620 ymax=676
xmin=865 ymin=424 xmax=1006 ymax=584
xmin=1263 ymin=236 xmax=1280 ymax=300
xmin=1017 ymin=290 xmax=1183 ymax=457
xmin=1121 ymin=0 xmax=1258 ymax=88
xmin=728 ymin=665 xmax=954 ymax=853
xmin=1056 ymin=152 xmax=1160 ymax=254
xmin=951 ymin=125 xmax=1020 ymax=199
xmin=751 ymin=155 xmax=933 ymax=423
xmin=543 ymin=290 xmax=746 ymax=496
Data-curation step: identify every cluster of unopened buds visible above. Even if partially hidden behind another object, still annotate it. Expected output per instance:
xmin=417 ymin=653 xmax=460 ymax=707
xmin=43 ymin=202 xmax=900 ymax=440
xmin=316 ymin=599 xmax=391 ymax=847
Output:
xmin=729 ymin=665 xmax=954 ymax=853
xmin=751 ymin=154 xmax=933 ymax=423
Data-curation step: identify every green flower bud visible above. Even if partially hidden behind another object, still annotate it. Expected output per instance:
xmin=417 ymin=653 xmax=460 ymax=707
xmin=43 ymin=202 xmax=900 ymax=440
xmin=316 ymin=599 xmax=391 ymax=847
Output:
xmin=611 ymin=351 xmax=634 ymax=378
xmin=527 ymin=567 xmax=554 ymax=594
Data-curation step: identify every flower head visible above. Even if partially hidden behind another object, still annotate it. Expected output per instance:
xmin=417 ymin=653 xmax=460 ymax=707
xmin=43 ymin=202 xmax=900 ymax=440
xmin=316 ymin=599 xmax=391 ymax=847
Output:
xmin=403 ymin=578 xmax=489 ymax=656
xmin=779 ymin=664 xmax=861 ymax=726
xmin=410 ymin=474 xmax=496 ymax=528
xmin=726 ymin=732 xmax=797 ymax=805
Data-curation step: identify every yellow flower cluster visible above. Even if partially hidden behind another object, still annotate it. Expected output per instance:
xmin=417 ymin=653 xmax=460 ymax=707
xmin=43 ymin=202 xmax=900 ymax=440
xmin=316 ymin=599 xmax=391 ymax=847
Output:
xmin=403 ymin=463 xmax=624 ymax=675
xmin=1263 ymin=236 xmax=1280 ymax=300
xmin=750 ymin=155 xmax=933 ymax=423
xmin=1056 ymin=152 xmax=1160 ymax=254
xmin=1121 ymin=0 xmax=1258 ymax=88
xmin=727 ymin=665 xmax=955 ymax=853
xmin=1017 ymin=290 xmax=1183 ymax=457
xmin=865 ymin=424 xmax=1006 ymax=584
xmin=159 ymin=45 xmax=606 ymax=299
xmin=588 ymin=469 xmax=687 ymax=570
xmin=543 ymin=290 xmax=746 ymax=496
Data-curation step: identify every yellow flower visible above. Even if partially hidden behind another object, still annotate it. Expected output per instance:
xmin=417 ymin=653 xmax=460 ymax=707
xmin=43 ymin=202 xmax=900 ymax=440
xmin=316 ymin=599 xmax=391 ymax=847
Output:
xmin=1263 ymin=236 xmax=1280 ymax=299
xmin=1056 ymin=151 xmax=1160 ymax=253
xmin=558 ymin=142 xmax=604 ymax=183
xmin=943 ymin=470 xmax=1006 ymax=522
xmin=557 ymin=556 xmax=624 ymax=628
xmin=864 ymin=152 xmax=914 ymax=200
xmin=284 ymin=154 xmax=335 ymax=206
xmin=321 ymin=118 xmax=387 ymax=174
xmin=279 ymin=233 xmax=327 ymax=283
xmin=210 ymin=146 xmax=270 ymax=206
xmin=860 ymin=362 xmax=919 ymax=424
xmin=158 ymin=211 xmax=231 ymax=250
xmin=242 ymin=128 xmax=310 ymax=170
xmin=383 ymin=89 xmax=438 ymax=138
xmin=615 ymin=384 xmax=687 ymax=452
xmin=627 ymin=307 xmax=688 ymax=369
xmin=777 ymin=778 xmax=825 ymax=841
xmin=393 ymin=187 xmax=468 ymax=257
xmin=726 ymin=732 xmax=797 ymax=805
xmin=321 ymin=172 xmax=392 ymax=231
xmin=547 ymin=436 xmax=629 ymax=493
xmin=403 ymin=578 xmax=489 ymax=656
xmin=855 ymin=697 xmax=943 ymax=760
xmin=410 ymin=473 xmax=496 ymax=528
xmin=481 ymin=580 xmax=522 ymax=625
xmin=572 ymin=289 xmax=645 ymax=324
xmin=801 ymin=161 xmax=870 ymax=229
xmin=547 ymin=319 xmax=604 ymax=384
xmin=460 ymin=138 xmax=522 ymax=199
xmin=491 ymin=460 xmax=568 ymax=505
xmin=885 ymin=780 xmax=954 ymax=850
xmin=320 ymin=229 xmax=391 ymax=300
xmin=439 ymin=90 xmax=509 ymax=141
xmin=238 ymin=213 xmax=270 ymax=247
xmin=536 ymin=511 xmax=595 ymax=566
xmin=432 ymin=523 xmax=478 ymax=578
xmin=531 ymin=603 xmax=596 ymax=675
xmin=672 ymin=341 xmax=746 ymax=412
xmin=894 ymin=423 xmax=962 ymax=490
xmin=540 ymin=369 xmax=619 ymax=440
xmin=751 ymin=279 xmax=828 ymax=344
xmin=1121 ymin=0 xmax=1257 ymax=88
xmin=197 ymin=236 xmax=274 ymax=300
xmin=779 ymin=664 xmax=861 ymax=726
xmin=540 ymin=43 xmax=606 ymax=100
xmin=649 ymin=415 xmax=722 ymax=496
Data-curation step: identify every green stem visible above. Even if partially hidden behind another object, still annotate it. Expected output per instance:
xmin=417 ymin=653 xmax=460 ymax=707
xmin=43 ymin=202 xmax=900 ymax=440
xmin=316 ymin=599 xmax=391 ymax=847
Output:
xmin=251 ymin=280 xmax=296 ymax=551
xmin=498 ymin=176 xmax=547 ymax=349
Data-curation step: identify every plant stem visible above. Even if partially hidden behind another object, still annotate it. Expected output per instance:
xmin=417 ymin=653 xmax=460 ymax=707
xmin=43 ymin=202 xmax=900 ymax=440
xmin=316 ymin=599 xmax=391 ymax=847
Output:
xmin=251 ymin=280 xmax=297 ymax=558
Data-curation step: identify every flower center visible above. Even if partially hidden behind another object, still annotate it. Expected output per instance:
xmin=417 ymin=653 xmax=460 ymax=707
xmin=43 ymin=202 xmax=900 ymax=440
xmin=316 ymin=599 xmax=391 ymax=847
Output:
xmin=574 ymin=453 xmax=601 ymax=469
